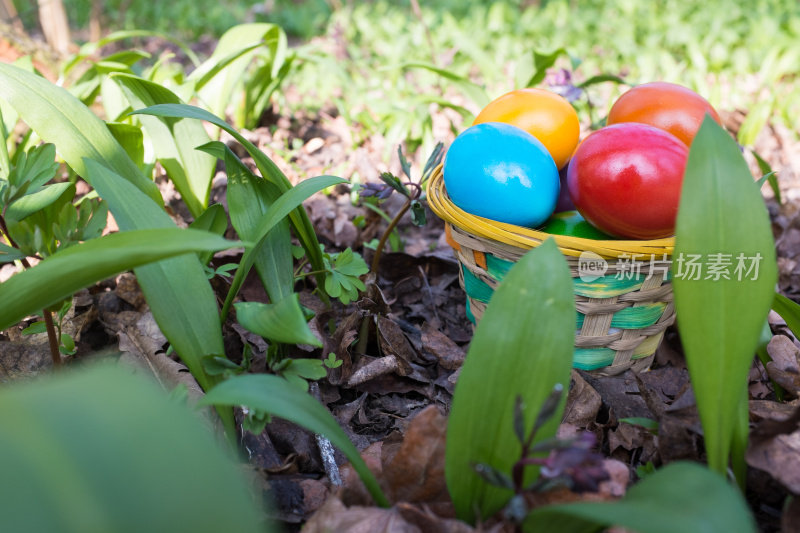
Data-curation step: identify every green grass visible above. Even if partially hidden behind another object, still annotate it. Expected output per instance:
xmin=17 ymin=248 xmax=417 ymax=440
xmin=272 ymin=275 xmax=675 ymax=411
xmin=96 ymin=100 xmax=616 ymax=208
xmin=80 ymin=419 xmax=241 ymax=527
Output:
xmin=16 ymin=0 xmax=800 ymax=153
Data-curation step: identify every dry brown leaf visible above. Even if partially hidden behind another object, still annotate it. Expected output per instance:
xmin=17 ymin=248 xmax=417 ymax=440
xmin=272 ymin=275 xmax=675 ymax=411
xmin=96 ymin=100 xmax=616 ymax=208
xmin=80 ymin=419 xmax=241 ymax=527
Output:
xmin=382 ymin=406 xmax=448 ymax=505
xmin=747 ymin=405 xmax=800 ymax=494
xmin=564 ymin=370 xmax=602 ymax=428
xmin=767 ymin=335 xmax=800 ymax=396
xmin=302 ymin=496 xmax=421 ymax=533
xmin=420 ymin=322 xmax=464 ymax=370
xmin=348 ymin=355 xmax=400 ymax=386
xmin=377 ymin=316 xmax=416 ymax=374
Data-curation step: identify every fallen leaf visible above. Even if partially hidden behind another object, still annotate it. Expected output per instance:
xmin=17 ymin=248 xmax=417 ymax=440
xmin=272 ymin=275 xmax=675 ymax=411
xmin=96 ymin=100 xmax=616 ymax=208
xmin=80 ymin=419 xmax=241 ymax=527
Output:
xmin=377 ymin=316 xmax=416 ymax=374
xmin=421 ymin=322 xmax=465 ymax=370
xmin=382 ymin=406 xmax=448 ymax=505
xmin=747 ymin=405 xmax=800 ymax=494
xmin=564 ymin=370 xmax=602 ymax=428
xmin=301 ymin=496 xmax=420 ymax=533
xmin=767 ymin=335 xmax=800 ymax=396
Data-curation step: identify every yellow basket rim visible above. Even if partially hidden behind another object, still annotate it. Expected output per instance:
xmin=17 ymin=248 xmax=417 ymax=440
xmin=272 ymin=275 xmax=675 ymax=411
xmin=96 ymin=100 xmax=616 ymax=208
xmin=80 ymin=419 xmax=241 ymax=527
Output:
xmin=426 ymin=163 xmax=675 ymax=259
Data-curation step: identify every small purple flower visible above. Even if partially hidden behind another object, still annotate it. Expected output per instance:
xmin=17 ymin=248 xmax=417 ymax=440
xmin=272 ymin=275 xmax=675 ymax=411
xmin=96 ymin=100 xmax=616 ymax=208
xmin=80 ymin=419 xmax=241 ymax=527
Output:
xmin=539 ymin=431 xmax=609 ymax=493
xmin=358 ymin=182 xmax=393 ymax=200
xmin=545 ymin=68 xmax=583 ymax=103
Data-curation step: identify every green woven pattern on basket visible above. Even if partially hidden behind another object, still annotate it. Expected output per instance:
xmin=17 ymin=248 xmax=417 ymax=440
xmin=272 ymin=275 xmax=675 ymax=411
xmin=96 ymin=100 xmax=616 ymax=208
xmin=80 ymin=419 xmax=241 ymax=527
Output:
xmin=573 ymin=349 xmax=650 ymax=371
xmin=486 ymin=253 xmax=513 ymax=279
xmin=576 ymin=302 xmax=667 ymax=329
xmin=462 ymin=265 xmax=495 ymax=303
xmin=465 ymin=298 xmax=476 ymax=323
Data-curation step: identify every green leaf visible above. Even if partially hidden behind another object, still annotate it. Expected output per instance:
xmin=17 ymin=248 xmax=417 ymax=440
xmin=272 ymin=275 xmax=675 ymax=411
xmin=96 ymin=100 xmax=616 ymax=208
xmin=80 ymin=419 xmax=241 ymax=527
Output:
xmin=323 ymin=248 xmax=367 ymax=305
xmin=131 ymin=103 xmax=332 ymax=301
xmin=737 ymin=97 xmax=773 ymax=147
xmin=202 ymin=356 xmax=243 ymax=377
xmin=402 ymin=62 xmax=490 ymax=108
xmin=83 ymin=160 xmax=228 ymax=401
xmin=0 ymin=63 xmax=162 ymax=205
xmin=112 ymin=73 xmax=215 ymax=217
xmin=0 ymin=242 xmax=25 ymax=263
xmin=524 ymin=462 xmax=756 ymax=533
xmin=526 ymin=47 xmax=568 ymax=87
xmin=60 ymin=332 xmax=76 ymax=354
xmin=191 ymin=24 xmax=283 ymax=120
xmin=106 ymin=122 xmax=144 ymax=170
xmin=201 ymin=141 xmax=294 ymax=303
xmin=672 ymin=117 xmax=778 ymax=479
xmin=21 ymin=321 xmax=46 ymax=335
xmin=0 ymin=228 xmax=241 ymax=331
xmin=235 ymin=296 xmax=321 ymax=347
xmin=773 ymin=293 xmax=800 ymax=337
xmin=0 ymin=365 xmax=265 ymax=532
xmin=220 ymin=174 xmax=347 ymax=320
xmin=445 ymin=239 xmax=575 ymax=522
xmin=378 ymin=171 xmax=409 ymax=196
xmin=5 ymin=182 xmax=72 ymax=222
xmin=576 ymin=74 xmax=629 ymax=88
xmin=752 ymin=150 xmax=781 ymax=204
xmin=189 ymin=203 xmax=229 ymax=266
xmin=7 ymin=143 xmax=58 ymax=190
xmin=200 ymin=373 xmax=389 ymax=507
xmin=619 ymin=417 xmax=658 ymax=432
xmin=284 ymin=358 xmax=327 ymax=380
xmin=410 ymin=199 xmax=426 ymax=226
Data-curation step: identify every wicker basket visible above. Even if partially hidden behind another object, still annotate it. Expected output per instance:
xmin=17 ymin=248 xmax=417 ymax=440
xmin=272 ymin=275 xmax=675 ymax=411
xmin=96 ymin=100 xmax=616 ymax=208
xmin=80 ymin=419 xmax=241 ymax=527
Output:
xmin=427 ymin=164 xmax=676 ymax=376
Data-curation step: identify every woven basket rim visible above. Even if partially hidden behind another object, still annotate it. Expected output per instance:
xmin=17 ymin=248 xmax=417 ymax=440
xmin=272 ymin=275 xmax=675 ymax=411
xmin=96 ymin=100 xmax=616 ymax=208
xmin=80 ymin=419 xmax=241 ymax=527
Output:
xmin=427 ymin=163 xmax=675 ymax=259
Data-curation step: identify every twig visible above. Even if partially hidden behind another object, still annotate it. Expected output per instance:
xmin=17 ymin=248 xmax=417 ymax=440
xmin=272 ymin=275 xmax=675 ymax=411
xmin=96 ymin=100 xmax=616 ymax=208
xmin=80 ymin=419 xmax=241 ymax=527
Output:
xmin=370 ymin=198 xmax=411 ymax=274
xmin=42 ymin=309 xmax=62 ymax=368
xmin=309 ymin=382 xmax=342 ymax=486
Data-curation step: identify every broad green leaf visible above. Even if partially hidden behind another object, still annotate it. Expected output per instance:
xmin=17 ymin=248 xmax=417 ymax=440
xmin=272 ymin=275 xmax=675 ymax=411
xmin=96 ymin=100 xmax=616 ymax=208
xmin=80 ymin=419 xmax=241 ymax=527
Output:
xmin=0 ymin=242 xmax=25 ymax=263
xmin=200 ymin=374 xmax=389 ymax=507
xmin=0 ymin=365 xmax=265 ymax=532
xmin=84 ymin=159 xmax=226 ymax=398
xmin=235 ymin=297 xmax=321 ymax=347
xmin=131 ymin=104 xmax=331 ymax=300
xmin=191 ymin=24 xmax=282 ymax=120
xmin=65 ymin=30 xmax=199 ymax=74
xmin=524 ymin=462 xmax=756 ymax=533
xmin=220 ymin=173 xmax=346 ymax=319
xmin=402 ymin=62 xmax=490 ymax=108
xmin=5 ymin=182 xmax=71 ymax=222
xmin=190 ymin=203 xmax=229 ymax=266
xmin=113 ymin=73 xmax=215 ymax=217
xmin=105 ymin=123 xmax=144 ymax=170
xmin=446 ymin=239 xmax=574 ymax=522
xmin=188 ymin=42 xmax=265 ymax=92
xmin=773 ymin=293 xmax=800 ymax=337
xmin=200 ymin=141 xmax=293 ymax=303
xmin=673 ymin=117 xmax=777 ymax=478
xmin=0 ymin=228 xmax=240 ymax=331
xmin=0 ymin=63 xmax=162 ymax=205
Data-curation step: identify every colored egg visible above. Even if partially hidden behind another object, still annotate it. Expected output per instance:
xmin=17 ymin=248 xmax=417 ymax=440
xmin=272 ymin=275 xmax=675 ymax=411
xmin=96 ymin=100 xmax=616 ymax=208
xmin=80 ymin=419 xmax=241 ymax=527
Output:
xmin=443 ymin=122 xmax=559 ymax=228
xmin=554 ymin=163 xmax=576 ymax=212
xmin=541 ymin=211 xmax=615 ymax=240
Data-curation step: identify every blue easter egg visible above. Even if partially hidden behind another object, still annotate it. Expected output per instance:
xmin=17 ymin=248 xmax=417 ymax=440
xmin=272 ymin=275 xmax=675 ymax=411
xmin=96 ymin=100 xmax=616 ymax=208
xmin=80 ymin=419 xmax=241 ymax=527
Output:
xmin=443 ymin=122 xmax=559 ymax=228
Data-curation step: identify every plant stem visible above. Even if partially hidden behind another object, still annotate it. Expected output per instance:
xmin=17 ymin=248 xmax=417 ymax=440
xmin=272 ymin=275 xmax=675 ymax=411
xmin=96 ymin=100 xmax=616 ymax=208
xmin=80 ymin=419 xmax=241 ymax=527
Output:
xmin=42 ymin=310 xmax=62 ymax=368
xmin=294 ymin=269 xmax=327 ymax=280
xmin=370 ymin=198 xmax=411 ymax=273
xmin=1 ymin=215 xmax=62 ymax=367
